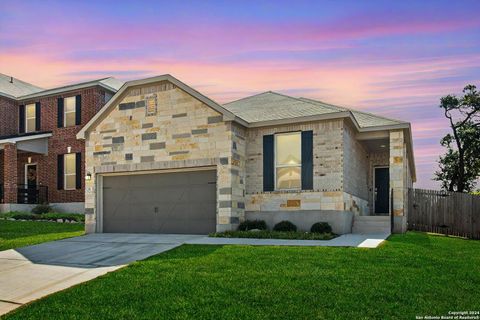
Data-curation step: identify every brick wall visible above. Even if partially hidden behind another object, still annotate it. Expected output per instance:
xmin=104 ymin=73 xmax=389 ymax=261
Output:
xmin=0 ymin=97 xmax=18 ymax=137
xmin=13 ymin=87 xmax=108 ymax=203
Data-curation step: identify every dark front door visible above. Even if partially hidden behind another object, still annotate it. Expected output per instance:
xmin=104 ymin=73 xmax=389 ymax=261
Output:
xmin=22 ymin=164 xmax=38 ymax=204
xmin=374 ymin=167 xmax=389 ymax=214
xmin=26 ymin=164 xmax=37 ymax=188
xmin=103 ymin=170 xmax=217 ymax=234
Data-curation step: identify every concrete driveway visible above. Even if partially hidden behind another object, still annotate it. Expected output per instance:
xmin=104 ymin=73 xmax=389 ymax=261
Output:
xmin=0 ymin=233 xmax=203 ymax=315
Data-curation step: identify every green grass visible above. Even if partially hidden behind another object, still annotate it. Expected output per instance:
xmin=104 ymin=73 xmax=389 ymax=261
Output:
xmin=0 ymin=220 xmax=84 ymax=251
xmin=210 ymin=230 xmax=336 ymax=240
xmin=3 ymin=232 xmax=480 ymax=319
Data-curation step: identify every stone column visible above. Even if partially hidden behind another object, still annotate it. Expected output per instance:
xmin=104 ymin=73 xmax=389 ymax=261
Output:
xmin=389 ymin=130 xmax=406 ymax=232
xmin=3 ymin=143 xmax=18 ymax=204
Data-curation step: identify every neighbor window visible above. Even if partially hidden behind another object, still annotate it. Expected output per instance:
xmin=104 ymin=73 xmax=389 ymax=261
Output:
xmin=64 ymin=96 xmax=76 ymax=127
xmin=25 ymin=103 xmax=36 ymax=133
xmin=275 ymin=132 xmax=301 ymax=190
xmin=64 ymin=153 xmax=76 ymax=190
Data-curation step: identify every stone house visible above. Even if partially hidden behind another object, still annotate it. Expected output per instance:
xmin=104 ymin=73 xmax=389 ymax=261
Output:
xmin=77 ymin=74 xmax=415 ymax=235
xmin=0 ymin=73 xmax=123 ymax=213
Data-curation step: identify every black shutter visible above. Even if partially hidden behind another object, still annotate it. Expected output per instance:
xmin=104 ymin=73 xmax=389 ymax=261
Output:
xmin=57 ymin=98 xmax=64 ymax=128
xmin=301 ymin=131 xmax=313 ymax=190
xmin=57 ymin=155 xmax=64 ymax=190
xmin=263 ymin=135 xmax=274 ymax=192
xmin=75 ymin=95 xmax=82 ymax=125
xmin=19 ymin=105 xmax=25 ymax=133
xmin=75 ymin=152 xmax=82 ymax=189
xmin=35 ymin=102 xmax=41 ymax=131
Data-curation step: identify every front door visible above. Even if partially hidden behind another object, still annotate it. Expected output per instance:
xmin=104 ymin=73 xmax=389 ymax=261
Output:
xmin=25 ymin=164 xmax=37 ymax=188
xmin=374 ymin=167 xmax=389 ymax=214
xmin=24 ymin=164 xmax=38 ymax=204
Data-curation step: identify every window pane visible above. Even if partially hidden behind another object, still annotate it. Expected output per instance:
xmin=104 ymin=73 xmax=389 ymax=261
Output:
xmin=276 ymin=167 xmax=301 ymax=190
xmin=65 ymin=112 xmax=76 ymax=127
xmin=65 ymin=154 xmax=76 ymax=175
xmin=26 ymin=119 xmax=36 ymax=132
xmin=65 ymin=175 xmax=76 ymax=190
xmin=26 ymin=104 xmax=36 ymax=117
xmin=65 ymin=97 xmax=76 ymax=112
xmin=276 ymin=133 xmax=301 ymax=165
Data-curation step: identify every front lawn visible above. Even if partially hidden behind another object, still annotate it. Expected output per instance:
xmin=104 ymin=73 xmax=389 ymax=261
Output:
xmin=3 ymin=232 xmax=479 ymax=319
xmin=0 ymin=220 xmax=84 ymax=251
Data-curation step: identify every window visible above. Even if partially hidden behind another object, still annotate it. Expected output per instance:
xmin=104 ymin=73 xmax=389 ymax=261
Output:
xmin=25 ymin=103 xmax=36 ymax=133
xmin=64 ymin=153 xmax=76 ymax=190
xmin=275 ymin=132 xmax=301 ymax=190
xmin=64 ymin=96 xmax=76 ymax=127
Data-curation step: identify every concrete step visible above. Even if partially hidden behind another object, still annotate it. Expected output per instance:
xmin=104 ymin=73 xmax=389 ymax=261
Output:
xmin=352 ymin=215 xmax=391 ymax=234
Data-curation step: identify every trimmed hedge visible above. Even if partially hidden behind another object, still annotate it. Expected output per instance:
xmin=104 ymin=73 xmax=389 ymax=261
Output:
xmin=238 ymin=220 xmax=267 ymax=231
xmin=0 ymin=212 xmax=84 ymax=223
xmin=311 ymin=222 xmax=332 ymax=234
xmin=273 ymin=220 xmax=297 ymax=232
xmin=210 ymin=230 xmax=335 ymax=240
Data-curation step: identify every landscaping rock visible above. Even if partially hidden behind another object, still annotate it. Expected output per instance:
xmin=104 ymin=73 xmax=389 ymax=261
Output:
xmin=249 ymin=229 xmax=262 ymax=232
xmin=56 ymin=219 xmax=63 ymax=223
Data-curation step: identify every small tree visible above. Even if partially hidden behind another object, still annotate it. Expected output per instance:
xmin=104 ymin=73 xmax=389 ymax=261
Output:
xmin=434 ymin=85 xmax=480 ymax=192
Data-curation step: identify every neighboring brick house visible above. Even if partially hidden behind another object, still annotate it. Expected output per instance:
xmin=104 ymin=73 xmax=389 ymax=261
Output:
xmin=0 ymin=73 xmax=123 ymax=213
xmin=77 ymin=75 xmax=416 ymax=235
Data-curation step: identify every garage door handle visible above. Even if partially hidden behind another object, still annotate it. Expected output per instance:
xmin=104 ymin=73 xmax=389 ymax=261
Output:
xmin=208 ymin=182 xmax=216 ymax=185
xmin=154 ymin=207 xmax=159 ymax=213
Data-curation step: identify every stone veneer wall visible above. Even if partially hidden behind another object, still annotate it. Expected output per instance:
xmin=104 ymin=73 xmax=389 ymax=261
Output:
xmin=83 ymin=81 xmax=245 ymax=233
xmin=244 ymin=119 xmax=346 ymax=212
xmin=342 ymin=123 xmax=369 ymax=215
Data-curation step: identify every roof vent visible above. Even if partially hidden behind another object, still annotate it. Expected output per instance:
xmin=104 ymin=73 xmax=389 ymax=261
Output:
xmin=10 ymin=77 xmax=13 ymax=83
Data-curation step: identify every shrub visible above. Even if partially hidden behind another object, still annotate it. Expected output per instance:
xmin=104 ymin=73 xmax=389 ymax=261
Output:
xmin=238 ymin=220 xmax=267 ymax=231
xmin=273 ymin=220 xmax=297 ymax=232
xmin=31 ymin=204 xmax=54 ymax=215
xmin=311 ymin=222 xmax=332 ymax=234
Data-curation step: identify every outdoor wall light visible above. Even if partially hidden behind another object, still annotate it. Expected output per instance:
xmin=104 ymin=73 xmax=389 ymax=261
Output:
xmin=67 ymin=146 xmax=72 ymax=153
xmin=85 ymin=172 xmax=92 ymax=181
xmin=27 ymin=157 xmax=32 ymax=163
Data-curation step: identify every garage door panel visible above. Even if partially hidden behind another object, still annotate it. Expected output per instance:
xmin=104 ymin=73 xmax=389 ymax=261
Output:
xmin=103 ymin=170 xmax=216 ymax=234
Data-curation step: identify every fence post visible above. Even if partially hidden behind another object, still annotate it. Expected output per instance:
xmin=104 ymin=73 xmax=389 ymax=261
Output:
xmin=390 ymin=188 xmax=394 ymax=233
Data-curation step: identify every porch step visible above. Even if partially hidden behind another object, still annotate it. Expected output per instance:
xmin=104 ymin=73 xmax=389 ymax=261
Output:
xmin=352 ymin=216 xmax=391 ymax=234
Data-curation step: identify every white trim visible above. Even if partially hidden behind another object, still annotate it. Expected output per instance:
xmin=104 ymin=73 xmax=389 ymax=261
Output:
xmin=274 ymin=131 xmax=302 ymax=191
xmin=0 ymin=133 xmax=52 ymax=145
xmin=24 ymin=163 xmax=37 ymax=186
xmin=373 ymin=166 xmax=390 ymax=215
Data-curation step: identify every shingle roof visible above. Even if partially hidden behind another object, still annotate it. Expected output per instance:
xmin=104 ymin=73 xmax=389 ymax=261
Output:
xmin=223 ymin=91 xmax=407 ymax=128
xmin=0 ymin=73 xmax=44 ymax=99
xmin=19 ymin=77 xmax=124 ymax=100
xmin=298 ymin=97 xmax=406 ymax=128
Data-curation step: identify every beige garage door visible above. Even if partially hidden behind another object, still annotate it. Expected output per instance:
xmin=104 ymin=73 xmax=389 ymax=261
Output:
xmin=102 ymin=170 xmax=216 ymax=234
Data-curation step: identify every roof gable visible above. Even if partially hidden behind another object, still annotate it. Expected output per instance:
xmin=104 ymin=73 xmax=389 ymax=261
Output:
xmin=77 ymin=74 xmax=244 ymax=139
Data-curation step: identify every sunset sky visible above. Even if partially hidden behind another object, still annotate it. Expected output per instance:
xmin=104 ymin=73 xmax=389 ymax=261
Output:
xmin=1 ymin=0 xmax=479 ymax=189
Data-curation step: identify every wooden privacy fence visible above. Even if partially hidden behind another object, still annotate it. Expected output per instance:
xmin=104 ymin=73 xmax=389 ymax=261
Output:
xmin=408 ymin=188 xmax=480 ymax=239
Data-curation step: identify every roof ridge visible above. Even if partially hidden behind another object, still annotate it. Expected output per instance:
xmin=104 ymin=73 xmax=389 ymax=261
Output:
xmin=224 ymin=91 xmax=274 ymax=105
